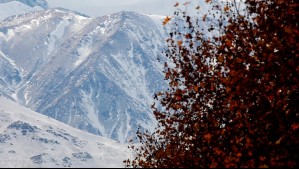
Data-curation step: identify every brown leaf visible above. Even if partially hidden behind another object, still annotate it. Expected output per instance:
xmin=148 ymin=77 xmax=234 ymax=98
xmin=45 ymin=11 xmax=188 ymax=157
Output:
xmin=224 ymin=5 xmax=230 ymax=12
xmin=204 ymin=133 xmax=212 ymax=141
xmin=163 ymin=16 xmax=171 ymax=25
xmin=185 ymin=34 xmax=192 ymax=39
xmin=291 ymin=123 xmax=299 ymax=130
xmin=194 ymin=85 xmax=199 ymax=92
xmin=177 ymin=40 xmax=183 ymax=47
xmin=215 ymin=148 xmax=222 ymax=155
xmin=275 ymin=137 xmax=283 ymax=145
xmin=202 ymin=14 xmax=207 ymax=21
xmin=217 ymin=55 xmax=224 ymax=62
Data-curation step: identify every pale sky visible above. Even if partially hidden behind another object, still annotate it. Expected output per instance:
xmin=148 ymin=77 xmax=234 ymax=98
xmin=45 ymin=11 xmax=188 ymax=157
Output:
xmin=47 ymin=0 xmax=175 ymax=17
xmin=46 ymin=0 xmax=205 ymax=17
xmin=47 ymin=0 xmax=143 ymax=7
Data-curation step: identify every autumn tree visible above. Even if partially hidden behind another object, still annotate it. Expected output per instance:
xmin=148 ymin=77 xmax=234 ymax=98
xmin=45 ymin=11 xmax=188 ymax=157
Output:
xmin=125 ymin=0 xmax=298 ymax=168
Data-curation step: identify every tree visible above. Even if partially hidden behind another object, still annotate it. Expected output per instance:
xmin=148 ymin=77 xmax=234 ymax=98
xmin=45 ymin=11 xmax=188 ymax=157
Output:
xmin=125 ymin=0 xmax=298 ymax=168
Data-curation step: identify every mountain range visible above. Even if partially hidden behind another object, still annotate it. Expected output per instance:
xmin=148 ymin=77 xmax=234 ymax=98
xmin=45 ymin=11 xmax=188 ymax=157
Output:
xmin=0 ymin=0 xmax=48 ymax=8
xmin=0 ymin=0 xmax=167 ymax=143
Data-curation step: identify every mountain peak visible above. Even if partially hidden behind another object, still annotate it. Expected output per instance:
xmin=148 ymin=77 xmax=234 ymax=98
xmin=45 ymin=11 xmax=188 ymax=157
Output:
xmin=0 ymin=0 xmax=48 ymax=9
xmin=0 ymin=8 xmax=166 ymax=143
xmin=50 ymin=7 xmax=90 ymax=18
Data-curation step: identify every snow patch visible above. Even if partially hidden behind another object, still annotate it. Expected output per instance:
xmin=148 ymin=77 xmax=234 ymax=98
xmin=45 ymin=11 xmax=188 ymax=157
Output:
xmin=0 ymin=50 xmax=17 ymax=68
xmin=80 ymin=90 xmax=107 ymax=137
xmin=0 ymin=29 xmax=15 ymax=41
xmin=74 ymin=36 xmax=92 ymax=66
xmin=47 ymin=19 xmax=69 ymax=55
xmin=99 ymin=27 xmax=106 ymax=34
xmin=108 ymin=51 xmax=153 ymax=108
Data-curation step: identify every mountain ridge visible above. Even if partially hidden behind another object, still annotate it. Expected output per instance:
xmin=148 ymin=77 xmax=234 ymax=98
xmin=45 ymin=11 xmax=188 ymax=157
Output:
xmin=0 ymin=96 xmax=131 ymax=167
xmin=0 ymin=8 xmax=167 ymax=143
xmin=0 ymin=0 xmax=48 ymax=9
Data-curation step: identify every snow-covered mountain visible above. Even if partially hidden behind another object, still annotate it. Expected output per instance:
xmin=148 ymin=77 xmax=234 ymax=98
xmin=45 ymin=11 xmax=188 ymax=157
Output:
xmin=0 ymin=0 xmax=48 ymax=8
xmin=0 ymin=96 xmax=131 ymax=167
xmin=0 ymin=8 xmax=166 ymax=143
xmin=0 ymin=0 xmax=48 ymax=20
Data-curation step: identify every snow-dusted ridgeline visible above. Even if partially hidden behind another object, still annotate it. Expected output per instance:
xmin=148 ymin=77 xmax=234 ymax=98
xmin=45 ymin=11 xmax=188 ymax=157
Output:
xmin=0 ymin=96 xmax=131 ymax=168
xmin=0 ymin=8 xmax=167 ymax=143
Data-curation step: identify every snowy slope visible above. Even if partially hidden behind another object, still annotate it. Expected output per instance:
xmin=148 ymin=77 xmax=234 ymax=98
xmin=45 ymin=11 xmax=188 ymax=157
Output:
xmin=0 ymin=1 xmax=45 ymax=21
xmin=0 ymin=49 xmax=22 ymax=100
xmin=0 ymin=9 xmax=167 ymax=143
xmin=0 ymin=96 xmax=131 ymax=167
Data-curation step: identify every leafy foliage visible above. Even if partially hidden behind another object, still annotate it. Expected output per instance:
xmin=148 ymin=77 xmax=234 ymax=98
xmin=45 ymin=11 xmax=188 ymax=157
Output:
xmin=125 ymin=0 xmax=298 ymax=168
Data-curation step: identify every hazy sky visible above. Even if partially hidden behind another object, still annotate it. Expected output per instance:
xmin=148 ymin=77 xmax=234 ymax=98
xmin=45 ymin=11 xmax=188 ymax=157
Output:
xmin=46 ymin=0 xmax=204 ymax=17
xmin=47 ymin=0 xmax=174 ymax=16
xmin=47 ymin=0 xmax=143 ymax=7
